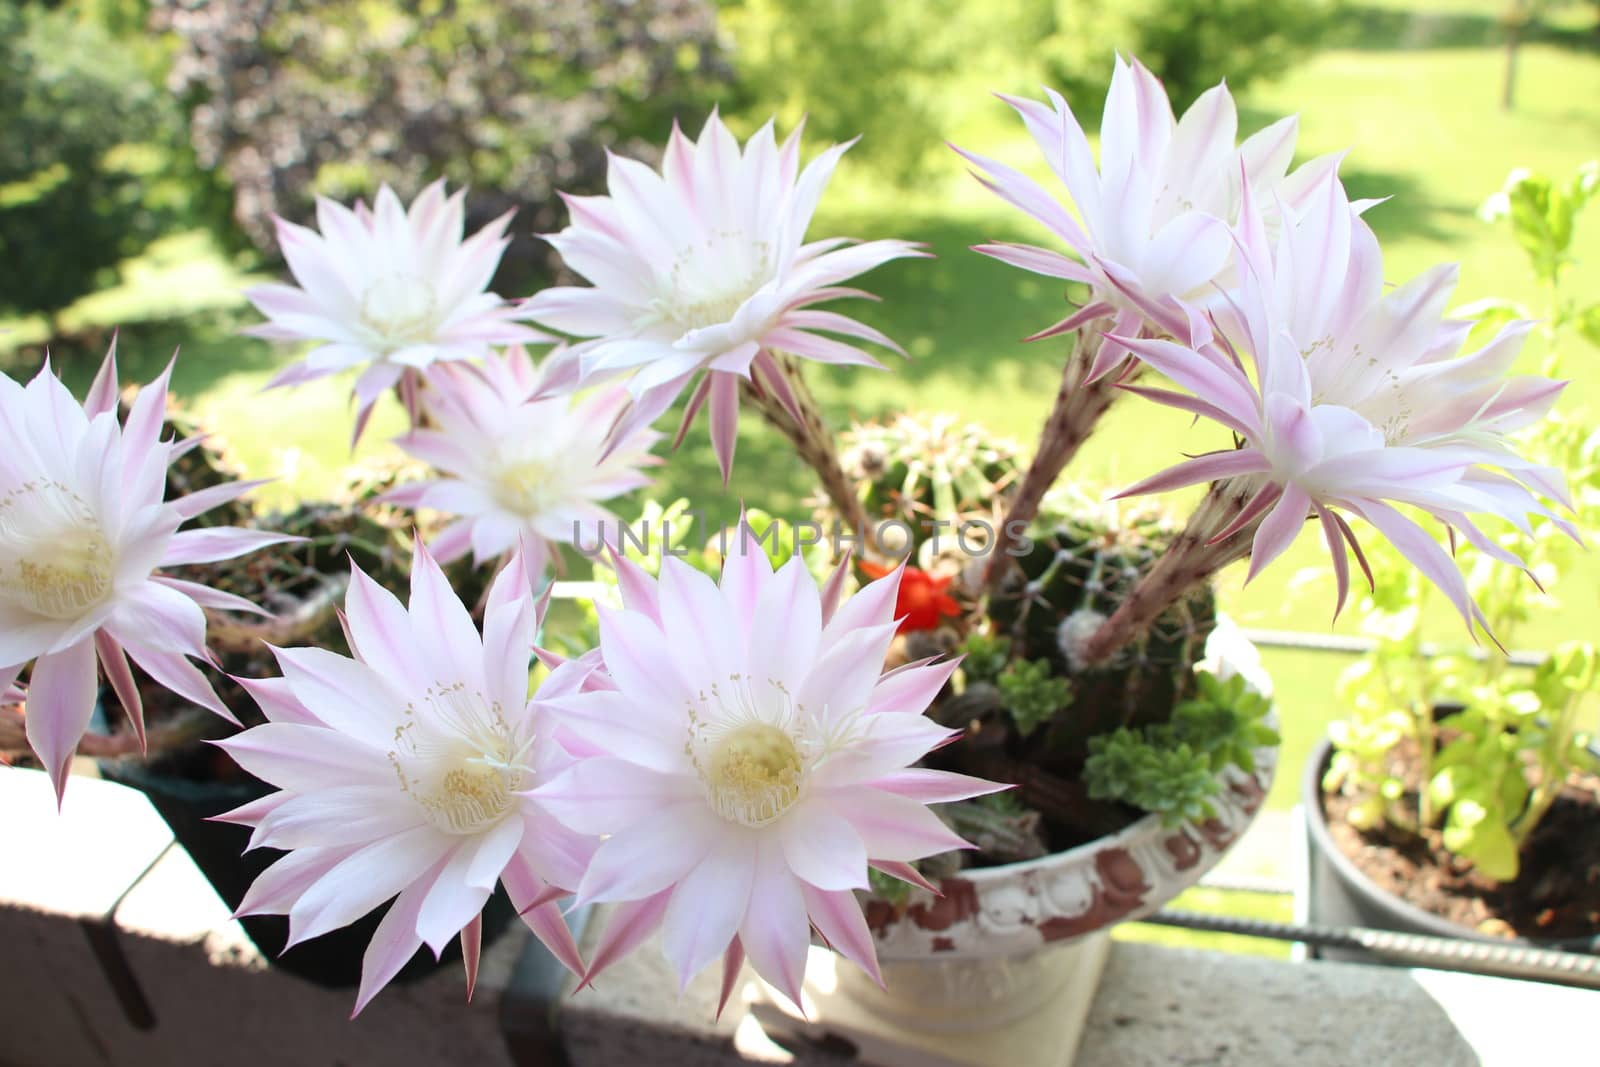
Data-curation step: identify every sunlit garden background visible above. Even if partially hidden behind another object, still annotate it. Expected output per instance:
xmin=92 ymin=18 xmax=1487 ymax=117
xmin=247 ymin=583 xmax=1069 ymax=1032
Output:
xmin=3 ymin=0 xmax=1597 ymax=881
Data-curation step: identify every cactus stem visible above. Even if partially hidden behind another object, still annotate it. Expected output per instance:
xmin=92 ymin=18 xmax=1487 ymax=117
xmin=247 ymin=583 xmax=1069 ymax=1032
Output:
xmin=983 ymin=326 xmax=1116 ymax=588
xmin=1078 ymin=477 xmax=1261 ymax=665
xmin=744 ymin=352 xmax=878 ymax=557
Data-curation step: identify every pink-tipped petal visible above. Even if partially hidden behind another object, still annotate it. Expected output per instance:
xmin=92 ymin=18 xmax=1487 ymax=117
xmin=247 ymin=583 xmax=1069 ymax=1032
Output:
xmin=24 ymin=639 xmax=98 ymax=806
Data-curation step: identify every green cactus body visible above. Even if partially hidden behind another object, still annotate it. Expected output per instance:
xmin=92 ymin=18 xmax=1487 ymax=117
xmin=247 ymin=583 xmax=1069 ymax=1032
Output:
xmin=985 ymin=499 xmax=1217 ymax=772
xmin=837 ymin=413 xmax=1022 ymax=559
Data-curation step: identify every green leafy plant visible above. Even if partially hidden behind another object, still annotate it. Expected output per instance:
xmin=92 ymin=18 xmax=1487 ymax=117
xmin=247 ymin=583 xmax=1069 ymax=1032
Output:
xmin=1469 ymin=161 xmax=1600 ymax=366
xmin=959 ymin=633 xmax=1012 ymax=685
xmin=1085 ymin=668 xmax=1278 ymax=827
xmin=997 ymin=657 xmax=1073 ymax=739
xmin=1084 ymin=731 xmax=1221 ymax=829
xmin=1169 ymin=672 xmax=1279 ymax=776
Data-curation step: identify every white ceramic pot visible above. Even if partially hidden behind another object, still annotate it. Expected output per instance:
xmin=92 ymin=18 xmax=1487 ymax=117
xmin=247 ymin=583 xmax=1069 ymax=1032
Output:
xmin=851 ymin=624 xmax=1277 ymax=1023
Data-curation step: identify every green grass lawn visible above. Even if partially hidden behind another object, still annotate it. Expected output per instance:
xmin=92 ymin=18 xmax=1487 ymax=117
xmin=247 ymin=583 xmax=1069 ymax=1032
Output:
xmin=4 ymin=2 xmax=1597 ymax=814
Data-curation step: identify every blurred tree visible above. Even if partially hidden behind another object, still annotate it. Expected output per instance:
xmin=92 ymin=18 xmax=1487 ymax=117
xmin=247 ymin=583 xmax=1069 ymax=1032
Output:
xmin=155 ymin=0 xmax=730 ymax=294
xmin=0 ymin=2 xmax=211 ymax=320
xmin=1043 ymin=0 xmax=1341 ymax=115
xmin=717 ymin=0 xmax=1047 ymax=185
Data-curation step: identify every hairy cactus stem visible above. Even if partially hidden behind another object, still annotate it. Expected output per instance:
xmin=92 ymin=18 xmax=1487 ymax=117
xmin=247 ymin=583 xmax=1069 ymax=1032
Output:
xmin=2 ymin=702 xmax=219 ymax=763
xmin=204 ymin=572 xmax=351 ymax=653
xmin=983 ymin=326 xmax=1117 ymax=588
xmin=1077 ymin=476 xmax=1261 ymax=665
xmin=744 ymin=352 xmax=879 ymax=558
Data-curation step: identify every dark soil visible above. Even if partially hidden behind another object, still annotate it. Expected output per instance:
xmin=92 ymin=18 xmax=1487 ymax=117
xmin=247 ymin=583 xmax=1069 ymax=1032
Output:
xmin=1323 ymin=742 xmax=1600 ymax=942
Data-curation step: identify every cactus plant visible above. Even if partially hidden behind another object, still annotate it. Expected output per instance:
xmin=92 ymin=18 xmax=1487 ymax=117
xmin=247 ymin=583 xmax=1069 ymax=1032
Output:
xmin=905 ymin=488 xmax=1223 ymax=854
xmin=985 ymin=492 xmax=1217 ymax=763
xmin=835 ymin=412 xmax=1022 ymax=561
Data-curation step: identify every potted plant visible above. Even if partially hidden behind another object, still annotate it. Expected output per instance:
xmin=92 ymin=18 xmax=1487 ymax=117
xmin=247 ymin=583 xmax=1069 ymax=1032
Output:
xmin=490 ymin=60 xmax=1573 ymax=1047
xmin=5 ymin=56 xmax=1576 ymax=1039
xmin=1304 ymin=161 xmax=1600 ymax=964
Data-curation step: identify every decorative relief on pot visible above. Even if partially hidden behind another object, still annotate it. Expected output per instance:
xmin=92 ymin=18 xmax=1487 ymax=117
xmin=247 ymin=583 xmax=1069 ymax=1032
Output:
xmin=864 ymin=721 xmax=1278 ymax=961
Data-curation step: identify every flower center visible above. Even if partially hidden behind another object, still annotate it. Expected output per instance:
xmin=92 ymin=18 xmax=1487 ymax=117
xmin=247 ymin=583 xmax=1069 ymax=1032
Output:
xmin=657 ymin=235 xmax=775 ymax=333
xmin=0 ymin=480 xmax=113 ymax=621
xmin=490 ymin=459 xmax=559 ymax=518
xmin=359 ymin=273 xmax=440 ymax=349
xmin=704 ymin=721 xmax=803 ymax=827
xmin=389 ymin=682 xmax=530 ymax=836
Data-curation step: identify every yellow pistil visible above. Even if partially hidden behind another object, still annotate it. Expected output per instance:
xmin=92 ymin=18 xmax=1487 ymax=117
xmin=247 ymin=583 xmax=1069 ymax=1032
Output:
xmin=706 ymin=721 xmax=803 ymax=827
xmin=491 ymin=459 xmax=556 ymax=518
xmin=389 ymin=683 xmax=530 ymax=836
xmin=359 ymin=273 xmax=439 ymax=349
xmin=424 ymin=763 xmax=516 ymax=834
xmin=0 ymin=482 xmax=113 ymax=621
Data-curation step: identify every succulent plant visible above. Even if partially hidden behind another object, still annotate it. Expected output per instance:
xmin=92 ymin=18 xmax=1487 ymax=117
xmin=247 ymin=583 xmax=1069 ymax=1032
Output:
xmin=835 ymin=412 xmax=1022 ymax=561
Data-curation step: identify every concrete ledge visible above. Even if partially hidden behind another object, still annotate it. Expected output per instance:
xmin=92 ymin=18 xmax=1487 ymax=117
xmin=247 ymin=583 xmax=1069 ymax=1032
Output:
xmin=4 ymin=766 xmax=1595 ymax=1066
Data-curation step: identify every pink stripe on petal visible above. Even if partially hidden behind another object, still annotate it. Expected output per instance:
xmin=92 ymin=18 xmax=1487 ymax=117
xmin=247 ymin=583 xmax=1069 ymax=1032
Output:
xmin=1351 ymin=500 xmax=1481 ymax=637
xmin=1117 ymin=384 xmax=1253 ymax=437
xmin=1245 ymin=485 xmax=1311 ymax=585
xmin=153 ymin=577 xmax=268 ymax=617
xmin=461 ymin=913 xmax=483 ymax=1002
xmin=1113 ymin=449 xmax=1270 ymax=499
xmin=672 ymin=374 xmax=713 ymax=452
xmin=1206 ymin=480 xmax=1282 ymax=546
xmin=122 ymin=644 xmax=235 ymax=723
xmin=868 ymin=860 xmax=939 ymax=896
xmin=352 ymin=861 xmax=443 ymax=1017
xmin=708 ymin=371 xmax=740 ymax=484
xmin=232 ymin=675 xmax=320 ymax=726
xmin=574 ymin=802 xmax=718 ymax=906
xmin=973 ymin=242 xmax=1095 ymax=284
xmin=818 ymin=552 xmax=851 ymax=625
xmin=213 ymin=723 xmax=391 ymax=792
xmin=521 ymin=899 xmax=586 ymax=980
xmin=122 ymin=357 xmax=175 ymax=471
xmin=832 ymin=790 xmax=971 ymax=862
xmin=407 ymin=538 xmax=489 ymax=692
xmin=25 ymin=639 xmax=98 ymax=806
xmin=801 ymin=883 xmax=883 ymax=989
xmin=1023 ymin=301 xmax=1116 ymax=343
xmin=84 ymin=339 xmax=120 ymax=419
xmin=781 ymin=309 xmax=906 ymax=356
xmin=94 ymin=631 xmax=144 ymax=752
xmin=867 ymin=658 xmax=958 ymax=716
xmin=739 ymin=839 xmax=809 ymax=1013
xmin=161 ymin=527 xmax=298 ymax=567
xmin=866 ymin=768 xmax=1009 ymax=804
xmin=717 ymin=937 xmax=746 ymax=1021
xmin=662 ymin=838 xmax=756 ymax=992
xmin=579 ymin=888 xmax=672 ymax=990
xmin=1315 ymin=506 xmax=1351 ymax=622
xmin=765 ymin=328 xmax=885 ymax=370
xmin=237 ymin=846 xmax=345 ymax=918
xmin=607 ymin=548 xmax=662 ymax=624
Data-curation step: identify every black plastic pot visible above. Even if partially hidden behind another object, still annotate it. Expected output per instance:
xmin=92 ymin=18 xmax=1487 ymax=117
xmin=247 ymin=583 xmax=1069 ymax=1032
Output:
xmin=100 ymin=757 xmax=517 ymax=989
xmin=1300 ymin=736 xmax=1600 ymax=962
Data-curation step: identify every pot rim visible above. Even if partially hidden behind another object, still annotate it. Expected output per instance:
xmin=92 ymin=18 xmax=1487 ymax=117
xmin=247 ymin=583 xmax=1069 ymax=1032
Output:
xmin=926 ymin=794 xmax=1176 ymax=884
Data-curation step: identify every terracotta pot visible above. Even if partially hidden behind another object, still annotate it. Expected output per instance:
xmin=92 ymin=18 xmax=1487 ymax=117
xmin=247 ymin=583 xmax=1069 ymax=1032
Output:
xmin=1300 ymin=737 xmax=1600 ymax=961
xmin=850 ymin=626 xmax=1277 ymax=1024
